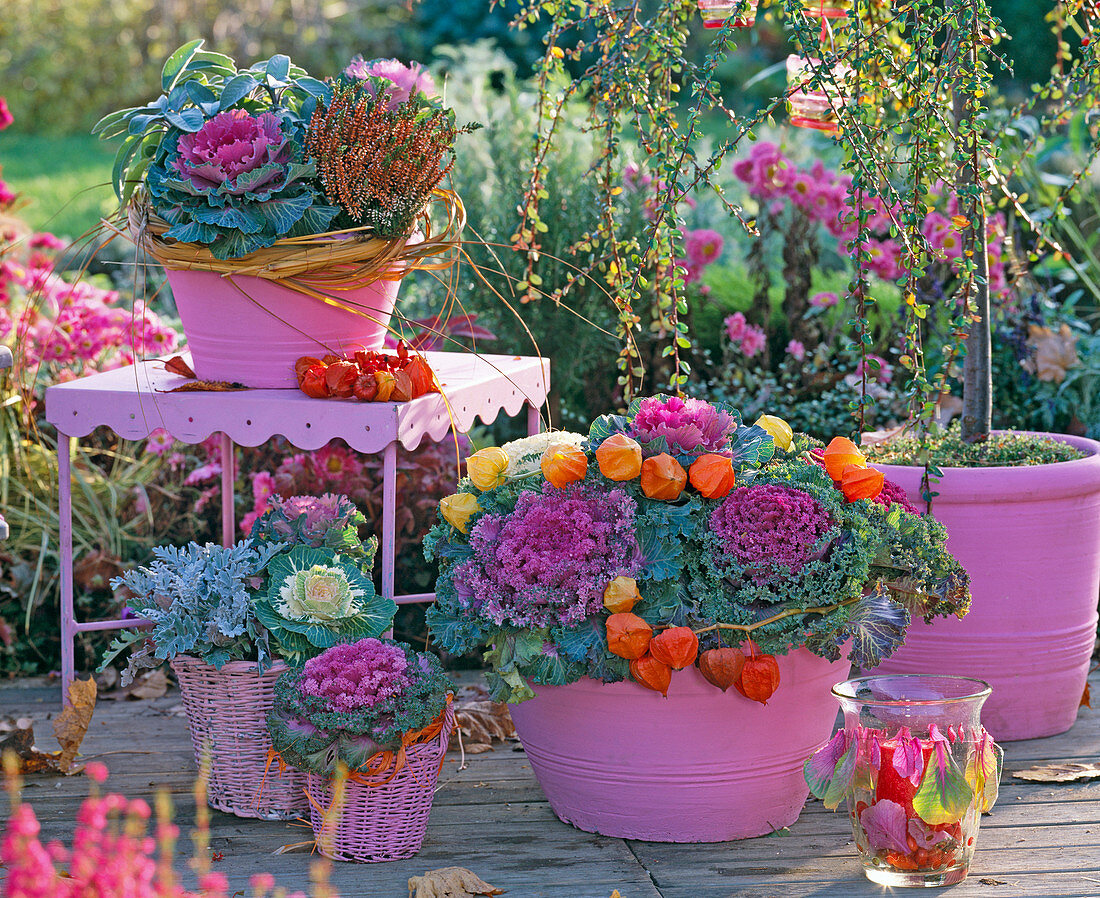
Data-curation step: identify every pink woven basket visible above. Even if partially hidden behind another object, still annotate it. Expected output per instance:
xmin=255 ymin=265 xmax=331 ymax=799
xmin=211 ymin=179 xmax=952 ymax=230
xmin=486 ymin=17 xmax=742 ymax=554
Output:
xmin=307 ymin=700 xmax=454 ymax=863
xmin=171 ymin=655 xmax=308 ymax=820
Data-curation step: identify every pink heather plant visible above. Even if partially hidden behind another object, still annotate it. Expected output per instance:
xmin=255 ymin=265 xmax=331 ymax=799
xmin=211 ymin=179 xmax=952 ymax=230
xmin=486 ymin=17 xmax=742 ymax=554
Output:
xmin=343 ymin=56 xmax=437 ymax=107
xmin=300 ymin=638 xmax=411 ymax=714
xmin=1 ymin=763 xmax=323 ymax=898
xmin=173 ymin=110 xmax=291 ymax=194
xmin=709 ymin=484 xmax=835 ymax=584
xmin=629 ymin=394 xmax=739 ymax=455
xmin=455 ymin=482 xmax=640 ymax=628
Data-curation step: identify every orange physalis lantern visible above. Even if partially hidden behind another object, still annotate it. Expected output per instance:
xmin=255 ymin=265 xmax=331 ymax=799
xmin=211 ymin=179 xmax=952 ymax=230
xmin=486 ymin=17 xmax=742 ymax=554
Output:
xmin=688 ymin=454 xmax=736 ymax=499
xmin=541 ymin=443 xmax=589 ymax=488
xmin=840 ymin=463 xmax=884 ymax=502
xmin=822 ymin=436 xmax=866 ymax=482
xmin=603 ymin=576 xmax=642 ymax=614
xmin=735 ymin=652 xmax=781 ymax=705
xmin=640 ymin=453 xmax=688 ymax=501
xmin=648 ymin=627 xmax=699 ymax=670
xmin=629 ymin=653 xmax=673 ymax=696
xmin=595 ymin=433 xmax=643 ymax=481
xmin=697 ymin=647 xmax=746 ymax=692
xmin=606 ymin=613 xmax=653 ymax=660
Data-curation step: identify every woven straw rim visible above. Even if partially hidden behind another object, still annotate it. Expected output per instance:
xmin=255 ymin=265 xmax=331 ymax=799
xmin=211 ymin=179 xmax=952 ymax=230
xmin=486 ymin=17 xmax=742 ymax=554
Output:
xmin=117 ymin=188 xmax=465 ymax=286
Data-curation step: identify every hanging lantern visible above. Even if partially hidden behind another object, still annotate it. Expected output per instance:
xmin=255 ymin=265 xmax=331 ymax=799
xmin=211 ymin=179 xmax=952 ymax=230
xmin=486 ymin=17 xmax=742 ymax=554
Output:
xmin=801 ymin=0 xmax=851 ymax=18
xmin=786 ymin=55 xmax=851 ymax=136
xmin=698 ymin=0 xmax=759 ymax=28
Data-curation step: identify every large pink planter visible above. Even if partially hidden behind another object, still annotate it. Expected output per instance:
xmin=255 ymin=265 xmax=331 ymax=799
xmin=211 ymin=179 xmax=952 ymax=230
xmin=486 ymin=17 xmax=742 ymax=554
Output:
xmin=870 ymin=433 xmax=1100 ymax=741
xmin=508 ymin=649 xmax=852 ymax=842
xmin=167 ymin=268 xmax=403 ymax=389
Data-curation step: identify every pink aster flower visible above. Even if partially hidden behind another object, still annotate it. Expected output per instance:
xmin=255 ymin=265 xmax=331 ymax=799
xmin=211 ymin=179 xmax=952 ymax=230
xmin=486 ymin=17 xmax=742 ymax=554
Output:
xmin=685 ymin=229 xmax=725 ymax=268
xmin=344 ymin=56 xmax=437 ymax=107
xmin=0 ymin=180 xmax=16 ymax=208
xmin=29 ymin=232 xmax=66 ymax=252
xmin=810 ymin=291 xmax=838 ymax=308
xmin=739 ymin=325 xmax=767 ymax=359
xmin=630 ymin=395 xmax=739 ymax=455
xmin=786 ymin=339 xmax=806 ymax=361
xmin=144 ymin=428 xmax=174 ymax=456
xmin=725 ymin=311 xmax=748 ymax=343
xmin=0 ymin=96 xmax=12 ymax=131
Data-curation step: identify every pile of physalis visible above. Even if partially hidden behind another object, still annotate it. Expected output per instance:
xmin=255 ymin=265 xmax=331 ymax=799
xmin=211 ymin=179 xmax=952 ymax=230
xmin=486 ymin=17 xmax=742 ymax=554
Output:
xmin=424 ymin=395 xmax=971 ymax=704
xmin=295 ymin=341 xmax=438 ymax=401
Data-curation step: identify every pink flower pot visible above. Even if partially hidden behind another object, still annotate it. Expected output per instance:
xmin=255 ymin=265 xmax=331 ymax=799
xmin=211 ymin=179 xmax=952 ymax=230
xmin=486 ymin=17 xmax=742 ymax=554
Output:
xmin=508 ymin=649 xmax=852 ymax=842
xmin=869 ymin=433 xmax=1100 ymax=741
xmin=167 ymin=268 xmax=404 ymax=389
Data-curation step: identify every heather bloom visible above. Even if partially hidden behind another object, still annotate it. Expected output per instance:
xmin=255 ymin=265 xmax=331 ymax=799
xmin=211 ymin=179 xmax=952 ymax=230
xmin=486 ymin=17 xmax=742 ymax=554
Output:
xmin=455 ymin=482 xmax=641 ymax=628
xmin=344 ymin=56 xmax=437 ymax=107
xmin=685 ymin=229 xmax=725 ymax=267
xmin=300 ymin=638 xmax=411 ymax=713
xmin=629 ymin=394 xmax=738 ymax=455
xmin=739 ymin=325 xmax=767 ymax=359
xmin=786 ymin=339 xmax=806 ymax=361
xmin=173 ymin=110 xmax=291 ymax=194
xmin=709 ymin=484 xmax=835 ymax=584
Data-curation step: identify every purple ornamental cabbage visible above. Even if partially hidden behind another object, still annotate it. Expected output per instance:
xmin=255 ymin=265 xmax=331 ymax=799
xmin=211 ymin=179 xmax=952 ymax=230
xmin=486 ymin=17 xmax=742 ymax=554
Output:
xmin=172 ymin=110 xmax=293 ymax=195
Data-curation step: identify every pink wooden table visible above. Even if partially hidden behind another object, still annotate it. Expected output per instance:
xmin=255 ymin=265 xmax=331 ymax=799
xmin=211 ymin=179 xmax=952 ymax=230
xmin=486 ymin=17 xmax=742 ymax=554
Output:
xmin=45 ymin=351 xmax=550 ymax=698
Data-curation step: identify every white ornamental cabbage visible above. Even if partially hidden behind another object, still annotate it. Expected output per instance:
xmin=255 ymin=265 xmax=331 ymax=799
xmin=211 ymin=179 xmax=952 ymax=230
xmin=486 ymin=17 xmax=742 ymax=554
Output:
xmin=278 ymin=563 xmax=364 ymax=622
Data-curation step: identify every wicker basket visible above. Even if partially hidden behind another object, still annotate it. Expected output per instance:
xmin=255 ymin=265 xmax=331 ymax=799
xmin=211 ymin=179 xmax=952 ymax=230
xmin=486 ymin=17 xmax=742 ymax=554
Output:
xmin=307 ymin=701 xmax=454 ymax=863
xmin=171 ymin=655 xmax=307 ymax=820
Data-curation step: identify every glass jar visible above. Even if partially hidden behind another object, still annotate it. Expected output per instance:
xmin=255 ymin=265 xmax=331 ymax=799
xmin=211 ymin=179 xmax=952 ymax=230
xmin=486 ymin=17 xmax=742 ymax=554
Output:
xmin=823 ymin=676 xmax=1003 ymax=887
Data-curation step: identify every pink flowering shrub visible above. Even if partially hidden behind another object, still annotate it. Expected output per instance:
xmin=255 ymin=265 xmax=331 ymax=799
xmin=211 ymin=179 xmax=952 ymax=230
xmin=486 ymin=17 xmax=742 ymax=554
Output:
xmin=454 ymin=482 xmax=641 ymax=628
xmin=0 ymin=763 xmax=324 ymax=898
xmin=628 ymin=394 xmax=738 ymax=455
xmin=708 ymin=484 xmax=835 ymax=584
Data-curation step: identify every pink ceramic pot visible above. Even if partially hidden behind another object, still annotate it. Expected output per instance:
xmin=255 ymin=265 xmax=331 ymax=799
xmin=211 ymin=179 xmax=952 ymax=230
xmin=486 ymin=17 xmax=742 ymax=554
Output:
xmin=508 ymin=649 xmax=852 ymax=842
xmin=167 ymin=268 xmax=403 ymax=389
xmin=870 ymin=433 xmax=1100 ymax=741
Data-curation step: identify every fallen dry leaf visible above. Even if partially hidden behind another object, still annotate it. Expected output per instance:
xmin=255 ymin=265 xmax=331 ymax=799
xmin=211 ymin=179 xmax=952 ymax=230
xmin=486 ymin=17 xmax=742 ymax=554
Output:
xmin=1082 ymin=682 xmax=1091 ymax=708
xmin=1013 ymin=763 xmax=1100 ymax=783
xmin=0 ymin=717 xmax=65 ymax=775
xmin=163 ymin=380 xmax=247 ymax=393
xmin=127 ymin=668 xmax=169 ymax=700
xmin=54 ymin=677 xmax=97 ymax=773
xmin=452 ymin=700 xmax=515 ymax=754
xmin=408 ymin=867 xmax=504 ymax=898
xmin=978 ymin=878 xmax=1007 ymax=886
xmin=163 ymin=356 xmax=197 ymax=378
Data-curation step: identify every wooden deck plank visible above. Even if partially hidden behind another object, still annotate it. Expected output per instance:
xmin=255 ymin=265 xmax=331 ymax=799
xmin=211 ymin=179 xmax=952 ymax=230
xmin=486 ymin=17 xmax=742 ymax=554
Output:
xmin=1 ymin=670 xmax=1097 ymax=898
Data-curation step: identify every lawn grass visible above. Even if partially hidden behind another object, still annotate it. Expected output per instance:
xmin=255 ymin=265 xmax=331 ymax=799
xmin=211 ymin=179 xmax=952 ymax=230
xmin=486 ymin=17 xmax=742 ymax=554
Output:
xmin=0 ymin=131 xmax=117 ymax=241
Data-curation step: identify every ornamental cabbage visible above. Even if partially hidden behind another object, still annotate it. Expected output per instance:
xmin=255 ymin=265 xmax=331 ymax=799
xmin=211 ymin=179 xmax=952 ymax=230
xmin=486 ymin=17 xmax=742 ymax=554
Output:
xmin=146 ymin=108 xmax=338 ymax=260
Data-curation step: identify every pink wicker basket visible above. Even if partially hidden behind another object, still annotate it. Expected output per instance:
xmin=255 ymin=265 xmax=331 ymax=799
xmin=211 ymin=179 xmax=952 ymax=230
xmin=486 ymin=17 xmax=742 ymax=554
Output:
xmin=171 ymin=655 xmax=308 ymax=820
xmin=307 ymin=700 xmax=454 ymax=863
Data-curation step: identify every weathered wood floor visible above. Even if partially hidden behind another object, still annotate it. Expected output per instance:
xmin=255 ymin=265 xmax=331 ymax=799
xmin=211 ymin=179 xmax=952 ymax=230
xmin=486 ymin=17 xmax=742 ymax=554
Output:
xmin=2 ymin=669 xmax=1099 ymax=898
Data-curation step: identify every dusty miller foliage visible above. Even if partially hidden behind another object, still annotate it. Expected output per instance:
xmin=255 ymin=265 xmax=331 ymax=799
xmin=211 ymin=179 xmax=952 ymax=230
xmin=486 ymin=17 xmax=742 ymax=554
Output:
xmin=507 ymin=0 xmax=1100 ymax=442
xmin=102 ymin=540 xmax=286 ymax=684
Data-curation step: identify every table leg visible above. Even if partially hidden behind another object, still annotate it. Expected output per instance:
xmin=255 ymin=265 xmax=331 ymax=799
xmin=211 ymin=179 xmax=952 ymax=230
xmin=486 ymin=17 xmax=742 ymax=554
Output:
xmin=381 ymin=441 xmax=396 ymax=603
xmin=220 ymin=432 xmax=235 ymax=547
xmin=59 ymin=435 xmax=74 ymax=704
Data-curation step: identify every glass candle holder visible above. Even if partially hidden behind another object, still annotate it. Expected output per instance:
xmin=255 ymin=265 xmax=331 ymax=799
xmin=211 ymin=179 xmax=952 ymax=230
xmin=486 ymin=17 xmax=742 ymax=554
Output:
xmin=802 ymin=0 xmax=851 ymax=17
xmin=698 ymin=0 xmax=759 ymax=28
xmin=786 ymin=55 xmax=849 ymax=135
xmin=807 ymin=676 xmax=1003 ymax=888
